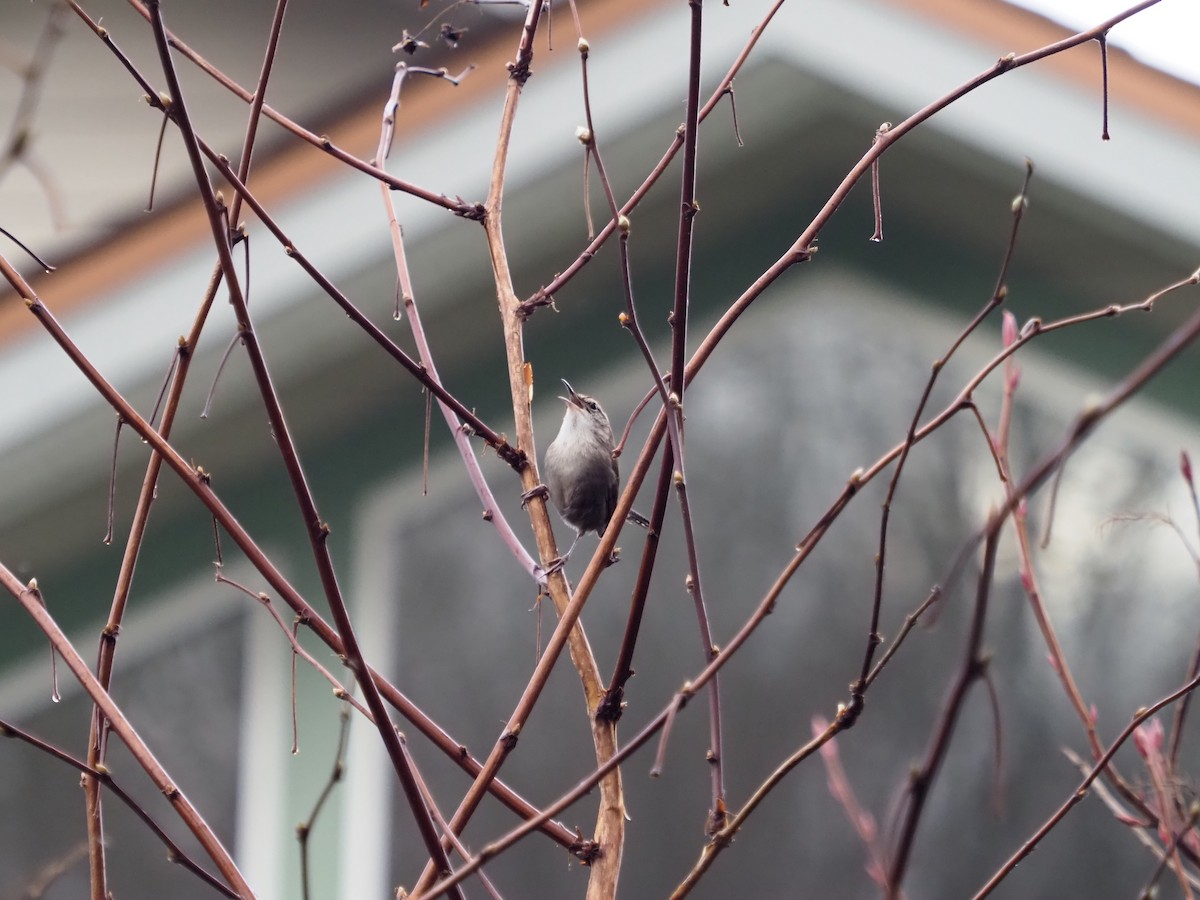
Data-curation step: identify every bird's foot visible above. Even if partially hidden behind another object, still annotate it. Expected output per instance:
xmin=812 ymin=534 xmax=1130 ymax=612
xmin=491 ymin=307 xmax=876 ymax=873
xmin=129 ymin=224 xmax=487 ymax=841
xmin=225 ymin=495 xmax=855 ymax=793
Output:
xmin=539 ymin=555 xmax=567 ymax=581
xmin=520 ymin=483 xmax=549 ymax=507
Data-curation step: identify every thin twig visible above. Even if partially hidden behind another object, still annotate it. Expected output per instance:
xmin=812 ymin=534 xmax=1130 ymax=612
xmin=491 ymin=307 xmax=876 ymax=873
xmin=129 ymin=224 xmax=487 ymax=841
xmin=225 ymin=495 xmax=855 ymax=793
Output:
xmin=417 ymin=264 xmax=1200 ymax=898
xmin=372 ymin=62 xmax=542 ymax=580
xmin=103 ymin=415 xmax=124 ymax=545
xmin=144 ymin=3 xmax=460 ymax=889
xmin=0 ymin=253 xmax=583 ymax=857
xmin=974 ymin=671 xmax=1200 ymax=898
xmin=2 ymin=567 xmax=253 ymax=896
xmin=116 ymin=0 xmax=482 ymax=216
xmin=299 ymin=704 xmax=351 ymax=900
xmin=869 ymin=123 xmax=890 ymax=242
xmin=1098 ymin=33 xmax=1111 ymax=141
xmin=0 ymin=717 xmax=238 ymax=899
xmin=885 ymin=530 xmax=1000 ymax=897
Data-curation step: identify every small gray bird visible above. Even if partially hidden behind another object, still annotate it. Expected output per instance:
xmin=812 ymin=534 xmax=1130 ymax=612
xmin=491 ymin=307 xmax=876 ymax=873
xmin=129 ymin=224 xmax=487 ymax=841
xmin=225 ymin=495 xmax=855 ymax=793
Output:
xmin=544 ymin=380 xmax=620 ymax=565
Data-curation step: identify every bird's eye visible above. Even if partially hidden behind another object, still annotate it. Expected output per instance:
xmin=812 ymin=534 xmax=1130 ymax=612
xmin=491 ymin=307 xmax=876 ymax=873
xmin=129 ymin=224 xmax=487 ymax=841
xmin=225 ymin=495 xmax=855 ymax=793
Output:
xmin=586 ymin=400 xmax=599 ymax=412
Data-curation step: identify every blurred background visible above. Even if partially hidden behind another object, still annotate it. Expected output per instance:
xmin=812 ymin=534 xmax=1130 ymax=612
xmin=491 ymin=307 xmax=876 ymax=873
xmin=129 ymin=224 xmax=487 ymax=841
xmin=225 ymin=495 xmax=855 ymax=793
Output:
xmin=1 ymin=0 xmax=1199 ymax=897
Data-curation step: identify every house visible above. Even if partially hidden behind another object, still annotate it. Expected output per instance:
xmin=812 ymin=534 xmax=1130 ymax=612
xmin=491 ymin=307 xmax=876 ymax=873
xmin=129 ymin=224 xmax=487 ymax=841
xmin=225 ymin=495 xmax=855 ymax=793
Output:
xmin=2 ymin=0 xmax=1198 ymax=897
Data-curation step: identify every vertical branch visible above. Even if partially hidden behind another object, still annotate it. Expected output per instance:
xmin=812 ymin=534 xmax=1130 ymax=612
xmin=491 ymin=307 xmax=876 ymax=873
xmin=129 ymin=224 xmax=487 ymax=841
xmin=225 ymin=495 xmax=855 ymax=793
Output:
xmin=0 ymin=247 xmax=582 ymax=857
xmin=869 ymin=123 xmax=890 ymax=242
xmin=373 ymin=63 xmax=542 ymax=582
xmin=1098 ymin=33 xmax=1111 ymax=141
xmin=142 ymin=4 xmax=459 ymax=892
xmin=885 ymin=528 xmax=1000 ymax=898
xmin=669 ymin=0 xmax=702 ymax=407
xmin=413 ymin=2 xmax=626 ymax=897
xmin=632 ymin=0 xmax=731 ymax=828
xmin=81 ymin=3 xmax=290 ymax=895
xmin=851 ymin=162 xmax=1031 ymax=728
xmin=568 ymin=0 xmax=727 ymax=832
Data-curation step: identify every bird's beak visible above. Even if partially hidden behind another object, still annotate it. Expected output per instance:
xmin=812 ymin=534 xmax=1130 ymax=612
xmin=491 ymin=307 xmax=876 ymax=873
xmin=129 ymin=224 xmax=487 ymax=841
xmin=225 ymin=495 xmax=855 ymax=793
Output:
xmin=561 ymin=378 xmax=584 ymax=408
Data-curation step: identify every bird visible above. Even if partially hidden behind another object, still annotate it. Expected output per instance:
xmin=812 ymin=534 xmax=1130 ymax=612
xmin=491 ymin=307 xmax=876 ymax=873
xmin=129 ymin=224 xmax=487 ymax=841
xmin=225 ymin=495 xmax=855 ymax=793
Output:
xmin=542 ymin=379 xmax=633 ymax=567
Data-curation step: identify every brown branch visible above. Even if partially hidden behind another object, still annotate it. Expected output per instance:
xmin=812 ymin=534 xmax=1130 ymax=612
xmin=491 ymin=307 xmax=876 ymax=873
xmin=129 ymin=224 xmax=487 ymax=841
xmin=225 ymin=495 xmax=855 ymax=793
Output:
xmin=411 ymin=1 xmax=627 ymax=895
xmin=0 ymin=249 xmax=582 ymax=856
xmin=568 ymin=28 xmax=725 ymax=824
xmin=2 ymin=569 xmax=253 ymax=897
xmin=110 ymin=0 xmax=484 ymax=217
xmin=372 ymin=64 xmax=543 ymax=582
xmin=83 ymin=2 xmax=292 ymax=890
xmin=974 ymin=672 xmax=1200 ymax=898
xmin=143 ymin=4 xmax=460 ymax=891
xmin=0 ymin=716 xmax=238 ymax=899
xmin=885 ymin=530 xmax=999 ymax=897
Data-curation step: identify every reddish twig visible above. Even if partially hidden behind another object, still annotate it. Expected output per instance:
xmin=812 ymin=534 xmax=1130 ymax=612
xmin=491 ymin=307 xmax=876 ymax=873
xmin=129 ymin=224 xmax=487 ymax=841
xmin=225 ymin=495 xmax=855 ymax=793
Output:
xmin=114 ymin=0 xmax=485 ymax=217
xmin=0 ymin=715 xmax=238 ymax=899
xmin=974 ymin=673 xmax=1200 ymax=898
xmin=2 ymin=567 xmax=253 ymax=896
xmin=418 ymin=264 xmax=1200 ymax=897
xmin=884 ymin=530 xmax=1000 ymax=897
xmin=144 ymin=4 xmax=460 ymax=890
xmin=411 ymin=0 xmax=624 ymax=894
xmin=0 ymin=253 xmax=583 ymax=856
xmin=372 ymin=62 xmax=544 ymax=581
